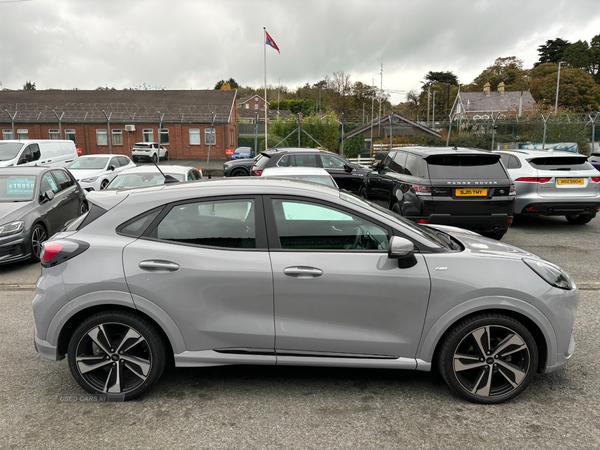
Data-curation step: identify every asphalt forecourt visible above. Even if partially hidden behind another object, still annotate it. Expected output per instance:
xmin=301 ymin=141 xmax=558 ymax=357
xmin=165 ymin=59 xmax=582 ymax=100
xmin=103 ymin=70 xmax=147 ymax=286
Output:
xmin=0 ymin=215 xmax=598 ymax=449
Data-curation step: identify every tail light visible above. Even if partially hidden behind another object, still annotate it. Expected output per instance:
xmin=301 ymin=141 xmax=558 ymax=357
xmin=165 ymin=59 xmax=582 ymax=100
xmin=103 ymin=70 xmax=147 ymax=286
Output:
xmin=416 ymin=219 xmax=428 ymax=224
xmin=515 ymin=177 xmax=552 ymax=183
xmin=509 ymin=184 xmax=516 ymax=195
xmin=591 ymin=177 xmax=600 ymax=183
xmin=41 ymin=240 xmax=89 ymax=268
xmin=252 ymin=170 xmax=263 ymax=176
xmin=197 ymin=166 xmax=202 ymax=171
xmin=412 ymin=185 xmax=431 ymax=194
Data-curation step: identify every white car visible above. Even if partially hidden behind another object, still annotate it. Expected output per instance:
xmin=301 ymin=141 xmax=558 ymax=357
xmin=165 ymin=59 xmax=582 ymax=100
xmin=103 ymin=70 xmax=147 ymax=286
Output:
xmin=261 ymin=166 xmax=338 ymax=188
xmin=106 ymin=165 xmax=203 ymax=189
xmin=67 ymin=154 xmax=136 ymax=191
xmin=131 ymin=142 xmax=168 ymax=163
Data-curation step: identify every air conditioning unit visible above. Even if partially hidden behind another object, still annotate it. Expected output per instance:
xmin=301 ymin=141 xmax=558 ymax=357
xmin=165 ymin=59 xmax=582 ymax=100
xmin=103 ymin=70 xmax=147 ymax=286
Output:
xmin=125 ymin=125 xmax=136 ymax=132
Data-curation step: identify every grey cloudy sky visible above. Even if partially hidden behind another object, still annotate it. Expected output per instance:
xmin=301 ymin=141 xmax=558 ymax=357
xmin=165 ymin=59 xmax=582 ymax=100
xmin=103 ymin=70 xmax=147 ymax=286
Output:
xmin=1 ymin=0 xmax=599 ymax=104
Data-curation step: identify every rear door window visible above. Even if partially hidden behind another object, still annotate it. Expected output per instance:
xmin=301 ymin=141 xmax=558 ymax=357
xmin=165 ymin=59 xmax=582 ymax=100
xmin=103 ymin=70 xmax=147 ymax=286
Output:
xmin=426 ymin=155 xmax=507 ymax=179
xmin=388 ymin=151 xmax=407 ymax=174
xmin=51 ymin=169 xmax=74 ymax=190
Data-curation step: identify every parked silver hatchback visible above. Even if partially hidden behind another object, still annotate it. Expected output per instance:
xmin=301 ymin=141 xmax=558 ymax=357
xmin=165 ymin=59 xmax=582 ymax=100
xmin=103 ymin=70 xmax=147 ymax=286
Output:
xmin=32 ymin=178 xmax=579 ymax=403
xmin=495 ymin=148 xmax=600 ymax=224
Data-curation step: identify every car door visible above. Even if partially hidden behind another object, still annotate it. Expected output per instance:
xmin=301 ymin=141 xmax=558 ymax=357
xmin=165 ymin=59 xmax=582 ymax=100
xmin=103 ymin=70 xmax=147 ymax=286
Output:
xmin=122 ymin=196 xmax=276 ymax=359
xmin=366 ymin=152 xmax=405 ymax=208
xmin=37 ymin=171 xmax=70 ymax=234
xmin=50 ymin=169 xmax=80 ymax=222
xmin=319 ymin=154 xmax=361 ymax=193
xmin=265 ymin=196 xmax=431 ymax=360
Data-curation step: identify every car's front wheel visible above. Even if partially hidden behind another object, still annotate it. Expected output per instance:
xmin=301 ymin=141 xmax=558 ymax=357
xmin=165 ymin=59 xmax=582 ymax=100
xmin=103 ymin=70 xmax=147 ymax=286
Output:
xmin=231 ymin=168 xmax=248 ymax=177
xmin=565 ymin=213 xmax=594 ymax=225
xmin=100 ymin=179 xmax=109 ymax=190
xmin=29 ymin=223 xmax=47 ymax=262
xmin=437 ymin=313 xmax=538 ymax=404
xmin=358 ymin=186 xmax=368 ymax=200
xmin=67 ymin=311 xmax=167 ymax=400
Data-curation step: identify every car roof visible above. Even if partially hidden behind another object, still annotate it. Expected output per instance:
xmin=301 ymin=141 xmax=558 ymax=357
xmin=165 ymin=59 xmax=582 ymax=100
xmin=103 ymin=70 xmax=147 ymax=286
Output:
xmin=393 ymin=146 xmax=495 ymax=157
xmin=0 ymin=166 xmax=50 ymax=175
xmin=261 ymin=167 xmax=332 ymax=177
xmin=495 ymin=148 xmax=586 ymax=158
xmin=133 ymin=142 xmax=160 ymax=146
xmin=116 ymin=165 xmax=195 ymax=175
xmin=262 ymin=147 xmax=331 ymax=155
xmin=76 ymin=154 xmax=117 ymax=158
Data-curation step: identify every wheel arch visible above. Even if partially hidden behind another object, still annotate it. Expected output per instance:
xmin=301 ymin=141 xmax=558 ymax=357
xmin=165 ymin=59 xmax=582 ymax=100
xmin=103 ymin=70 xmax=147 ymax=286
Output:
xmin=419 ymin=300 xmax=554 ymax=374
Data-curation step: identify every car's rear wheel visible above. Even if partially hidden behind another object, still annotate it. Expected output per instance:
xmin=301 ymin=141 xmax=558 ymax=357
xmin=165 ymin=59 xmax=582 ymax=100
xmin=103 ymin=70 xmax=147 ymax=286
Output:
xmin=565 ymin=214 xmax=594 ymax=225
xmin=391 ymin=203 xmax=402 ymax=215
xmin=231 ymin=168 xmax=248 ymax=177
xmin=481 ymin=229 xmax=507 ymax=240
xmin=67 ymin=311 xmax=167 ymax=400
xmin=163 ymin=151 xmax=169 ymax=161
xmin=437 ymin=313 xmax=538 ymax=404
xmin=132 ymin=156 xmax=139 ymax=163
xmin=151 ymin=153 xmax=158 ymax=163
xmin=29 ymin=224 xmax=47 ymax=262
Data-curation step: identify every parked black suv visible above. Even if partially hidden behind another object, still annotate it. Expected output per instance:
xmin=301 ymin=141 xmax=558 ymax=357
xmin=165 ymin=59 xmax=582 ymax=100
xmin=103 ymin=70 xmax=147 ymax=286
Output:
xmin=360 ymin=147 xmax=515 ymax=239
xmin=250 ymin=148 xmax=371 ymax=194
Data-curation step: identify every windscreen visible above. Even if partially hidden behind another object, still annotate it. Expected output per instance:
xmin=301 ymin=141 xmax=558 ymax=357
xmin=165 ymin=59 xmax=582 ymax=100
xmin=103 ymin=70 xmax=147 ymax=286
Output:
xmin=426 ymin=155 xmax=506 ymax=179
xmin=529 ymin=156 xmax=592 ymax=171
xmin=108 ymin=172 xmax=184 ymax=189
xmin=68 ymin=157 xmax=109 ymax=170
xmin=0 ymin=142 xmax=24 ymax=161
xmin=0 ymin=175 xmax=36 ymax=202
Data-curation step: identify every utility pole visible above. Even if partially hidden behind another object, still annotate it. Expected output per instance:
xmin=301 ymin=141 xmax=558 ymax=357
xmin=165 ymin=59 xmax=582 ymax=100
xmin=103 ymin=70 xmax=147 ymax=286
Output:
xmin=102 ymin=110 xmax=112 ymax=154
xmin=542 ymin=112 xmax=553 ymax=149
xmin=207 ymin=112 xmax=215 ymax=164
xmin=555 ymin=62 xmax=563 ymax=112
xmin=427 ymin=87 xmax=431 ymax=126
xmin=341 ymin=112 xmax=345 ymax=158
xmin=432 ymin=91 xmax=437 ymax=126
xmin=370 ymin=79 xmax=375 ymax=155
xmin=254 ymin=112 xmax=258 ymax=156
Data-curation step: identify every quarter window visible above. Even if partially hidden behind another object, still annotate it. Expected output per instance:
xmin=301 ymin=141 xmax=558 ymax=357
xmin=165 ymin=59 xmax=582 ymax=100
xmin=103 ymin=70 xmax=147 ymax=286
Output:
xmin=96 ymin=129 xmax=108 ymax=146
xmin=189 ymin=128 xmax=201 ymax=145
xmin=278 ymin=154 xmax=318 ymax=167
xmin=404 ymin=154 xmax=426 ymax=178
xmin=154 ymin=199 xmax=255 ymax=249
xmin=272 ymin=199 xmax=389 ymax=250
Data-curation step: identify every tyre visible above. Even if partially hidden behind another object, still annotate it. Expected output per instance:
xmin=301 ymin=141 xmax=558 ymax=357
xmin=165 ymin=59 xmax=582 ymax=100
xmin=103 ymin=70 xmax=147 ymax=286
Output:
xmin=151 ymin=153 xmax=158 ymax=163
xmin=29 ymin=224 xmax=48 ymax=262
xmin=565 ymin=214 xmax=594 ymax=225
xmin=80 ymin=201 xmax=89 ymax=215
xmin=163 ymin=151 xmax=169 ymax=161
xmin=358 ymin=187 xmax=368 ymax=200
xmin=391 ymin=203 xmax=402 ymax=215
xmin=67 ymin=311 xmax=167 ymax=400
xmin=231 ymin=168 xmax=248 ymax=177
xmin=481 ymin=229 xmax=507 ymax=240
xmin=437 ymin=313 xmax=538 ymax=404
xmin=100 ymin=179 xmax=109 ymax=190
xmin=132 ymin=156 xmax=139 ymax=163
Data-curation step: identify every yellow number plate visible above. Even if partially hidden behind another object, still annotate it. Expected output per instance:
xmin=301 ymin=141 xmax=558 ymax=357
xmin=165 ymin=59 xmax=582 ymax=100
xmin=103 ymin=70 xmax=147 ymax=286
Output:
xmin=557 ymin=178 xmax=584 ymax=185
xmin=456 ymin=188 xmax=488 ymax=197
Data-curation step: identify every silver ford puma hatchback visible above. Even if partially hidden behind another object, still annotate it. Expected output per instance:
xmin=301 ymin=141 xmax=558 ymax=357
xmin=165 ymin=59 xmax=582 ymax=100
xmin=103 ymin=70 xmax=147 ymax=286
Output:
xmin=32 ymin=178 xmax=579 ymax=403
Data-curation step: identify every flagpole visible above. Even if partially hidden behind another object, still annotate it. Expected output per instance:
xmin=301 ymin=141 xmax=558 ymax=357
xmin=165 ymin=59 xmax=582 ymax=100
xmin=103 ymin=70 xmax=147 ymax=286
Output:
xmin=263 ymin=27 xmax=268 ymax=151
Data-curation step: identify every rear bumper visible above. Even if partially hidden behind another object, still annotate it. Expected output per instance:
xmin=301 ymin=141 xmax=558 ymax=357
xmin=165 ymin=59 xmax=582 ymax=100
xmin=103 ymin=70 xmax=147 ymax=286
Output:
xmin=518 ymin=201 xmax=600 ymax=216
xmin=34 ymin=329 xmax=62 ymax=361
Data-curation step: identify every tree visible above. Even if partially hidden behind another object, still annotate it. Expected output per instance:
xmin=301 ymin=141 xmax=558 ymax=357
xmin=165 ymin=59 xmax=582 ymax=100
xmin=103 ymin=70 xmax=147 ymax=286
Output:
xmin=23 ymin=80 xmax=36 ymax=90
xmin=471 ymin=56 xmax=531 ymax=91
xmin=421 ymin=71 xmax=459 ymax=88
xmin=535 ymin=38 xmax=571 ymax=66
xmin=214 ymin=78 xmax=239 ymax=90
xmin=530 ymin=66 xmax=600 ymax=109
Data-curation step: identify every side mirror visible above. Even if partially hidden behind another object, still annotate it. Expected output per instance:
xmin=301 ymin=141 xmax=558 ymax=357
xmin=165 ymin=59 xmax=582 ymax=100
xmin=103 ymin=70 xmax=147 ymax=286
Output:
xmin=41 ymin=190 xmax=55 ymax=203
xmin=109 ymin=165 xmax=116 ymax=171
xmin=344 ymin=164 xmax=353 ymax=173
xmin=372 ymin=161 xmax=380 ymax=171
xmin=388 ymin=236 xmax=417 ymax=268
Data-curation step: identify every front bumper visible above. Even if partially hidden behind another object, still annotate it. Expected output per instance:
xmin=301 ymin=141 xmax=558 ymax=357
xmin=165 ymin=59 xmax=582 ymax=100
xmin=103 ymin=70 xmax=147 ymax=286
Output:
xmin=0 ymin=234 xmax=29 ymax=265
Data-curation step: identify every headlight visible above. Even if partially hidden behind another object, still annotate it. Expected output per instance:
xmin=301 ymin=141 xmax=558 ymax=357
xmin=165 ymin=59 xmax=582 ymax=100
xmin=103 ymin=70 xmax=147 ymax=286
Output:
xmin=0 ymin=221 xmax=24 ymax=237
xmin=81 ymin=176 xmax=98 ymax=183
xmin=523 ymin=258 xmax=574 ymax=290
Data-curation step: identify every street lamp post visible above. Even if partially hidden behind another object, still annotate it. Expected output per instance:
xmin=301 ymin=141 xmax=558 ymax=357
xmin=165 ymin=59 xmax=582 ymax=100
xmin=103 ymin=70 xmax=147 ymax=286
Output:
xmin=555 ymin=62 xmax=563 ymax=112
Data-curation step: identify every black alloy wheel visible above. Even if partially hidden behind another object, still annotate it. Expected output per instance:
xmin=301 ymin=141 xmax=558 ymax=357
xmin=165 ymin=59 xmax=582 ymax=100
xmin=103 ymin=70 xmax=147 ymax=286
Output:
xmin=151 ymin=153 xmax=158 ymax=163
xmin=68 ymin=311 xmax=166 ymax=400
xmin=29 ymin=224 xmax=48 ymax=262
xmin=100 ymin=179 xmax=110 ymax=190
xmin=80 ymin=201 xmax=89 ymax=215
xmin=231 ymin=168 xmax=248 ymax=177
xmin=438 ymin=313 xmax=538 ymax=404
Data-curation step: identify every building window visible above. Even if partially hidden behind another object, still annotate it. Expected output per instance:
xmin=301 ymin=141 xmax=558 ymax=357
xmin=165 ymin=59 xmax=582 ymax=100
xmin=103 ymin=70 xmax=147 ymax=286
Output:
xmin=189 ymin=128 xmax=201 ymax=145
xmin=205 ymin=128 xmax=216 ymax=145
xmin=16 ymin=129 xmax=28 ymax=140
xmin=2 ymin=129 xmax=14 ymax=140
xmin=112 ymin=129 xmax=123 ymax=146
xmin=65 ymin=129 xmax=76 ymax=144
xmin=49 ymin=129 xmax=61 ymax=140
xmin=143 ymin=129 xmax=154 ymax=142
xmin=230 ymin=130 xmax=234 ymax=146
xmin=159 ymin=128 xmax=169 ymax=145
xmin=96 ymin=129 xmax=108 ymax=146
xmin=254 ymin=104 xmax=258 ymax=110
xmin=245 ymin=104 xmax=249 ymax=109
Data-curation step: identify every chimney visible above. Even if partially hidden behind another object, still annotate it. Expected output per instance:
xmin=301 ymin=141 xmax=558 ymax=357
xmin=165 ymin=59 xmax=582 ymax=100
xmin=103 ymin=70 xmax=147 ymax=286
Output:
xmin=483 ymin=82 xmax=491 ymax=96
xmin=498 ymin=82 xmax=505 ymax=95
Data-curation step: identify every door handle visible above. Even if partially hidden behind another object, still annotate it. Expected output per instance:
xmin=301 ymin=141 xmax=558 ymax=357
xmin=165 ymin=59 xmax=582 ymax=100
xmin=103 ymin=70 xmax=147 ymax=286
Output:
xmin=283 ymin=266 xmax=323 ymax=278
xmin=139 ymin=260 xmax=180 ymax=272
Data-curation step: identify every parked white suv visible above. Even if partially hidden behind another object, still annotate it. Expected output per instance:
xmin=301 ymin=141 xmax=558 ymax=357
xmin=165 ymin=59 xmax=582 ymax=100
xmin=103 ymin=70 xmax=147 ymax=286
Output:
xmin=131 ymin=142 xmax=168 ymax=163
